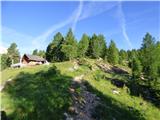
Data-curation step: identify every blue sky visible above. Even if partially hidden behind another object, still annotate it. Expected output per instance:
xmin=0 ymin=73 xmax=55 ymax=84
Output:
xmin=1 ymin=1 xmax=160 ymax=55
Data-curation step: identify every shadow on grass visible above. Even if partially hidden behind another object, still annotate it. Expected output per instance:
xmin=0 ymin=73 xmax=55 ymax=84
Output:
xmin=83 ymin=81 xmax=145 ymax=120
xmin=104 ymin=73 xmax=160 ymax=108
xmin=128 ymin=80 xmax=160 ymax=108
xmin=2 ymin=65 xmax=145 ymax=120
xmin=3 ymin=65 xmax=72 ymax=120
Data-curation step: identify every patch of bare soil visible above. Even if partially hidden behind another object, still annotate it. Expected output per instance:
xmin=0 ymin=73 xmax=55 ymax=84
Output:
xmin=0 ymin=78 xmax=12 ymax=91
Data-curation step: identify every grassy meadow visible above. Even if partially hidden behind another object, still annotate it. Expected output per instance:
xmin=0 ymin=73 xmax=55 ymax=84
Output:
xmin=1 ymin=59 xmax=160 ymax=120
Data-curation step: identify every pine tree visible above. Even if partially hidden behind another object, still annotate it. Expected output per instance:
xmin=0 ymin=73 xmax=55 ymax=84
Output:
xmin=97 ymin=34 xmax=107 ymax=58
xmin=46 ymin=32 xmax=65 ymax=62
xmin=86 ymin=37 xmax=93 ymax=57
xmin=46 ymin=43 xmax=53 ymax=62
xmin=90 ymin=34 xmax=106 ymax=58
xmin=119 ymin=49 xmax=127 ymax=65
xmin=38 ymin=50 xmax=46 ymax=58
xmin=127 ymin=49 xmax=138 ymax=68
xmin=7 ymin=43 xmax=20 ymax=64
xmin=77 ymin=33 xmax=89 ymax=57
xmin=0 ymin=54 xmax=11 ymax=70
xmin=107 ymin=40 xmax=119 ymax=65
xmin=32 ymin=49 xmax=38 ymax=55
xmin=140 ymin=33 xmax=155 ymax=84
xmin=131 ymin=57 xmax=142 ymax=79
xmin=62 ymin=28 xmax=77 ymax=60
xmin=150 ymin=41 xmax=160 ymax=88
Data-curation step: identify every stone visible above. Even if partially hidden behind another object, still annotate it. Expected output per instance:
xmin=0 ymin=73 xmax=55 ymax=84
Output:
xmin=68 ymin=106 xmax=75 ymax=113
xmin=68 ymin=67 xmax=74 ymax=71
xmin=0 ymin=86 xmax=4 ymax=92
xmin=64 ymin=112 xmax=68 ymax=117
xmin=69 ymin=87 xmax=75 ymax=93
xmin=73 ymin=96 xmax=78 ymax=101
xmin=112 ymin=89 xmax=120 ymax=94
xmin=80 ymin=105 xmax=84 ymax=109
xmin=96 ymin=97 xmax=100 ymax=101
xmin=73 ymin=65 xmax=79 ymax=70
xmin=79 ymin=112 xmax=84 ymax=116
xmin=82 ymin=99 xmax=86 ymax=104
xmin=75 ymin=109 xmax=79 ymax=114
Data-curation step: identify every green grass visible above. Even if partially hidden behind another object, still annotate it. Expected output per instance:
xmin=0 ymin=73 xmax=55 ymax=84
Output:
xmin=1 ymin=65 xmax=72 ymax=120
xmin=54 ymin=60 xmax=90 ymax=77
xmin=1 ymin=59 xmax=160 ymax=120
xmin=1 ymin=65 xmax=51 ymax=84
xmin=84 ymin=69 xmax=160 ymax=120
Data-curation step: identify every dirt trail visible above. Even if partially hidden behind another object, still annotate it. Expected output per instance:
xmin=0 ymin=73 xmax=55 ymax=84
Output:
xmin=0 ymin=79 xmax=12 ymax=91
xmin=64 ymin=75 xmax=101 ymax=120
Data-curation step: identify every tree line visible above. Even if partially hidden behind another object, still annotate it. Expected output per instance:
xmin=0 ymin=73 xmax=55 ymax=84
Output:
xmin=45 ymin=29 xmax=160 ymax=104
xmin=46 ymin=28 xmax=120 ymax=65
xmin=1 ymin=29 xmax=160 ymax=105
xmin=1 ymin=43 xmax=20 ymax=70
xmin=45 ymin=29 xmax=160 ymax=84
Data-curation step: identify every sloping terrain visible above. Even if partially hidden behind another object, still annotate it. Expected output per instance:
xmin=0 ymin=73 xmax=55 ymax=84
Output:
xmin=1 ymin=59 xmax=160 ymax=120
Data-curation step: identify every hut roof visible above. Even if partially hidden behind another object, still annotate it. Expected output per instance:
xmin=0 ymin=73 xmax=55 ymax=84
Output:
xmin=24 ymin=54 xmax=46 ymax=62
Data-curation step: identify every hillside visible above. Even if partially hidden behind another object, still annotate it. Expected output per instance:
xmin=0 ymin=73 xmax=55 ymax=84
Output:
xmin=1 ymin=59 xmax=160 ymax=120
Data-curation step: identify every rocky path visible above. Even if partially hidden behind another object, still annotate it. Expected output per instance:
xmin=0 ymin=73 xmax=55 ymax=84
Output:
xmin=0 ymin=78 xmax=12 ymax=92
xmin=64 ymin=75 xmax=101 ymax=120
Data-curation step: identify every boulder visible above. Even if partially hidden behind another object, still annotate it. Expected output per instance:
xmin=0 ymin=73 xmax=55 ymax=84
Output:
xmin=68 ymin=106 xmax=75 ymax=114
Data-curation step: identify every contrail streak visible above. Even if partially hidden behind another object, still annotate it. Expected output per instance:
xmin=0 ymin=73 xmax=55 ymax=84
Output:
xmin=118 ymin=2 xmax=133 ymax=49
xmin=72 ymin=0 xmax=83 ymax=32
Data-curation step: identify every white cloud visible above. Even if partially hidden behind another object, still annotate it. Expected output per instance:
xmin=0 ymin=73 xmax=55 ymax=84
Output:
xmin=72 ymin=0 xmax=83 ymax=32
xmin=30 ymin=2 xmax=82 ymax=50
xmin=117 ymin=2 xmax=133 ymax=49
xmin=2 ymin=1 xmax=83 ymax=54
xmin=32 ymin=1 xmax=118 ymax=46
xmin=2 ymin=1 xmax=121 ymax=55
xmin=0 ymin=46 xmax=7 ymax=54
xmin=79 ymin=2 xmax=118 ymax=20
xmin=2 ymin=26 xmax=36 ymax=55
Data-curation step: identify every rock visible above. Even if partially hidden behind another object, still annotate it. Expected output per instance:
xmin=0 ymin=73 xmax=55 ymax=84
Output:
xmin=112 ymin=89 xmax=120 ymax=94
xmin=73 ymin=75 xmax=84 ymax=83
xmin=75 ymin=109 xmax=79 ymax=114
xmin=97 ymin=58 xmax=103 ymax=62
xmin=96 ymin=97 xmax=100 ymax=101
xmin=68 ymin=106 xmax=75 ymax=113
xmin=64 ymin=112 xmax=68 ymax=117
xmin=80 ymin=105 xmax=84 ymax=109
xmin=81 ymin=85 xmax=86 ymax=90
xmin=0 ymin=78 xmax=13 ymax=92
xmin=82 ymin=99 xmax=86 ymax=105
xmin=68 ymin=67 xmax=74 ymax=71
xmin=73 ymin=96 xmax=78 ymax=101
xmin=69 ymin=87 xmax=75 ymax=93
xmin=0 ymin=86 xmax=5 ymax=92
xmin=73 ymin=65 xmax=79 ymax=70
xmin=79 ymin=112 xmax=85 ymax=116
xmin=7 ymin=79 xmax=12 ymax=82
xmin=67 ymin=75 xmax=101 ymax=120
